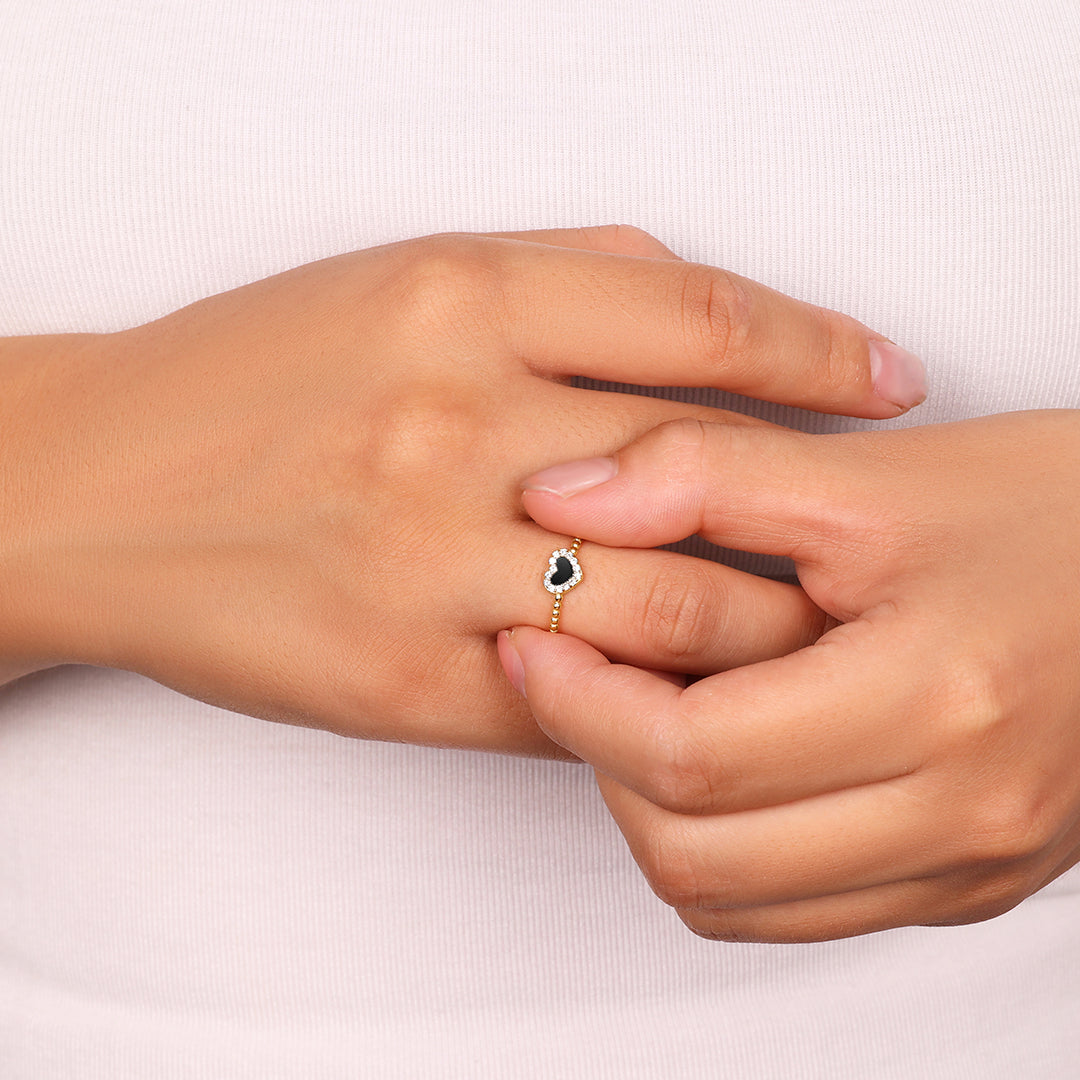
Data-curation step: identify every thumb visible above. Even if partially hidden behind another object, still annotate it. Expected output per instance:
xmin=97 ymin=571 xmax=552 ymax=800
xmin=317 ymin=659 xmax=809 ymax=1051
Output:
xmin=521 ymin=418 xmax=857 ymax=563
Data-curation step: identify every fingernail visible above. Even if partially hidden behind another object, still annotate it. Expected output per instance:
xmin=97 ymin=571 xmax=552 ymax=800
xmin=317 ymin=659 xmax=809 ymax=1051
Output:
xmin=869 ymin=340 xmax=928 ymax=410
xmin=522 ymin=456 xmax=618 ymax=498
xmin=497 ymin=629 xmax=527 ymax=698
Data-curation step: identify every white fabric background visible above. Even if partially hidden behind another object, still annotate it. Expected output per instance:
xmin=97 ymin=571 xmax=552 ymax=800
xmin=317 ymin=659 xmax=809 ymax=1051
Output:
xmin=1 ymin=1 xmax=1079 ymax=1077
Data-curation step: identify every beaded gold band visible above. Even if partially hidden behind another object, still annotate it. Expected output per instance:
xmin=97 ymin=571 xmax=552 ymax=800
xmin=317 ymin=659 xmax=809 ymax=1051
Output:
xmin=543 ymin=538 xmax=583 ymax=633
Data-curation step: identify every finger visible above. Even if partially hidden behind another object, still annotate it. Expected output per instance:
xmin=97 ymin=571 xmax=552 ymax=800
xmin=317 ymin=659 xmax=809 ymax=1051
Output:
xmin=485 ymin=530 xmax=830 ymax=674
xmin=479 ymin=224 xmax=683 ymax=260
xmin=503 ymin=618 xmax=931 ymax=815
xmin=670 ymin=838 xmax=1061 ymax=943
xmin=485 ymin=240 xmax=926 ymax=417
xmin=673 ymin=886 xmax=921 ymax=943
xmin=669 ymin=878 xmax=969 ymax=944
xmin=595 ymin=770 xmax=981 ymax=911
xmin=520 ymin=418 xmax=882 ymax=574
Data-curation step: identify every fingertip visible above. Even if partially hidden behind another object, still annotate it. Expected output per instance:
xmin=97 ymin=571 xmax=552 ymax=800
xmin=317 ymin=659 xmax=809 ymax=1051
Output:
xmin=520 ymin=433 xmax=691 ymax=549
xmin=504 ymin=623 xmax=616 ymax=698
xmin=521 ymin=456 xmax=619 ymax=498
xmin=868 ymin=340 xmax=927 ymax=412
xmin=497 ymin=628 xmax=527 ymax=697
xmin=508 ymin=622 xmax=606 ymax=668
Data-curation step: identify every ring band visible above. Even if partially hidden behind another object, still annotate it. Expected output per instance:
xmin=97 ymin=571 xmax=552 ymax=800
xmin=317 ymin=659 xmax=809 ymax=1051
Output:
xmin=543 ymin=538 xmax=583 ymax=633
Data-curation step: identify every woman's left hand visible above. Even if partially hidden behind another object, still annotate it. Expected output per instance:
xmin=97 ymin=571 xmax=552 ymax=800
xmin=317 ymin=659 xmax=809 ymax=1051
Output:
xmin=500 ymin=409 xmax=1080 ymax=941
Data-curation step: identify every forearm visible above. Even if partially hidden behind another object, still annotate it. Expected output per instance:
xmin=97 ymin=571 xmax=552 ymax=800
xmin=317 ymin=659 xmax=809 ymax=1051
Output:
xmin=0 ymin=333 xmax=107 ymax=685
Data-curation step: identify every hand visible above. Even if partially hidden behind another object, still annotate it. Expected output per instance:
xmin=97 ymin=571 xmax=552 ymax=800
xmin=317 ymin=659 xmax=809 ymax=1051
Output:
xmin=0 ymin=226 xmax=919 ymax=755
xmin=503 ymin=410 xmax=1080 ymax=933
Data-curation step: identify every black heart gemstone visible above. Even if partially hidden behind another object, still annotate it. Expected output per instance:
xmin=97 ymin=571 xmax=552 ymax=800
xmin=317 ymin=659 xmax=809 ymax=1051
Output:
xmin=549 ymin=556 xmax=574 ymax=587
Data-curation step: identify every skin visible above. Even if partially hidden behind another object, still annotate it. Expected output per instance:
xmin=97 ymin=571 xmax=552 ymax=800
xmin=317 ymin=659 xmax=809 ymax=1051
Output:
xmin=502 ymin=411 xmax=1080 ymax=941
xmin=0 ymin=226 xmax=916 ymax=756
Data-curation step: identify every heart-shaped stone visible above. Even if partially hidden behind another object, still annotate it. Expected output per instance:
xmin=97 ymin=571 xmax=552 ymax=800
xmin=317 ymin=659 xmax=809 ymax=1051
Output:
xmin=549 ymin=556 xmax=574 ymax=587
xmin=544 ymin=548 xmax=582 ymax=594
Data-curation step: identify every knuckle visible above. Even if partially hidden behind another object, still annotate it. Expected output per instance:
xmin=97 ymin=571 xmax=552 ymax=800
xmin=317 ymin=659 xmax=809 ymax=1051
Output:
xmin=977 ymin=871 xmax=1041 ymax=918
xmin=363 ymin=388 xmax=484 ymax=484
xmin=641 ymin=563 xmax=723 ymax=666
xmin=640 ymin=823 xmax=709 ymax=909
xmin=966 ymin=790 xmax=1056 ymax=865
xmin=575 ymin=223 xmax=655 ymax=251
xmin=928 ymin=661 xmax=1054 ymax=867
xmin=933 ymin=871 xmax=1037 ymax=926
xmin=677 ymin=265 xmax=752 ymax=365
xmin=812 ymin=309 xmax=866 ymax=403
xmin=946 ymin=651 xmax=1006 ymax=715
xmin=642 ymin=708 xmax=727 ymax=816
xmin=389 ymin=234 xmax=502 ymax=332
xmin=607 ymin=222 xmax=652 ymax=244
xmin=648 ymin=416 xmax=715 ymax=481
xmin=605 ymin=223 xmax=672 ymax=256
xmin=929 ymin=649 xmax=1016 ymax=755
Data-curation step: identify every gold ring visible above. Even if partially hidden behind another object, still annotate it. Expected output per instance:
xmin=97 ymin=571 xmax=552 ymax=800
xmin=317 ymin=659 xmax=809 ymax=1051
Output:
xmin=543 ymin=538 xmax=583 ymax=633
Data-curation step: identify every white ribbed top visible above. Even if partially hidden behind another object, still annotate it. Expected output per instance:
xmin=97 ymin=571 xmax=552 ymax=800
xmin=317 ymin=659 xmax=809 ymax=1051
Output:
xmin=2 ymin=2 xmax=1079 ymax=1077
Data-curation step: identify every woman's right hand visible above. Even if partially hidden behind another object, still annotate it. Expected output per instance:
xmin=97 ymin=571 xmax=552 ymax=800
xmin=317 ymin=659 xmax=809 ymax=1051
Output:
xmin=0 ymin=226 xmax=924 ymax=755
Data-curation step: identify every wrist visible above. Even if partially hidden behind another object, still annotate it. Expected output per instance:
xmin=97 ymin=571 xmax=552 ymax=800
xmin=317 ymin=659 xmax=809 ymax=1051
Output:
xmin=0 ymin=332 xmax=118 ymax=681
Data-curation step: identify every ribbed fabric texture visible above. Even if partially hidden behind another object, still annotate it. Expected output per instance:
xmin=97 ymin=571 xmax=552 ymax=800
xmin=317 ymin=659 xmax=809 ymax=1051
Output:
xmin=2 ymin=2 xmax=1079 ymax=1077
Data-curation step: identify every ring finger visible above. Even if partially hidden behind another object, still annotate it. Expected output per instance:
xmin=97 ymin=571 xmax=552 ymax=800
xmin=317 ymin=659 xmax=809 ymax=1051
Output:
xmin=486 ymin=525 xmax=830 ymax=674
